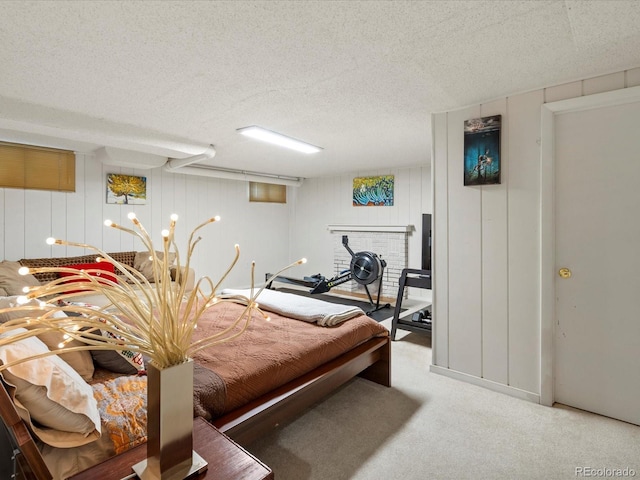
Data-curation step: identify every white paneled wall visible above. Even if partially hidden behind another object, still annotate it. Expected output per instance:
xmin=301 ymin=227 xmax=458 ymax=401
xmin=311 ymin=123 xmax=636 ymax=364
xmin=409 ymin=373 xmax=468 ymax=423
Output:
xmin=431 ymin=66 xmax=640 ymax=401
xmin=1 ymin=156 xmax=429 ymax=294
xmin=446 ymin=105 xmax=482 ymax=378
xmin=289 ymin=166 xmax=432 ymax=301
xmin=0 ymin=154 xmax=291 ymax=290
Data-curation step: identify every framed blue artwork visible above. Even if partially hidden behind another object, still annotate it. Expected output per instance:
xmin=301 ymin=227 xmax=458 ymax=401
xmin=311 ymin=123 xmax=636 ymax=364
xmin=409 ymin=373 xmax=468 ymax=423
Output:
xmin=464 ymin=115 xmax=501 ymax=186
xmin=353 ymin=175 xmax=394 ymax=206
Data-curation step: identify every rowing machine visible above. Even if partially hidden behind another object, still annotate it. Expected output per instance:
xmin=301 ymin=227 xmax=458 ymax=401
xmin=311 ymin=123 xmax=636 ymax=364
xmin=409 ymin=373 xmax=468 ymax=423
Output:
xmin=266 ymin=235 xmax=391 ymax=315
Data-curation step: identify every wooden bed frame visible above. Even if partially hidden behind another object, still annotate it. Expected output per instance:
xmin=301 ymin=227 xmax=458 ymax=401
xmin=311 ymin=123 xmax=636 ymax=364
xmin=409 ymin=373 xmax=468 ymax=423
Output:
xmin=214 ymin=335 xmax=390 ymax=444
xmin=0 ymin=335 xmax=390 ymax=479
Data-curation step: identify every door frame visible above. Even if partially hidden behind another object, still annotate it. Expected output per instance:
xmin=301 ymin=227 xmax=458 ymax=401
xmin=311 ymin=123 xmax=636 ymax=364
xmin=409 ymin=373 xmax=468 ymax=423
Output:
xmin=539 ymin=84 xmax=640 ymax=406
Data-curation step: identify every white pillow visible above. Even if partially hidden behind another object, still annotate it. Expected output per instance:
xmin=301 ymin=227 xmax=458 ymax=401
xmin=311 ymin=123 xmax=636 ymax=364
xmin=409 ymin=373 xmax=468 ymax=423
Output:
xmin=0 ymin=298 xmax=95 ymax=381
xmin=36 ymin=330 xmax=95 ymax=382
xmin=0 ymin=328 xmax=101 ymax=448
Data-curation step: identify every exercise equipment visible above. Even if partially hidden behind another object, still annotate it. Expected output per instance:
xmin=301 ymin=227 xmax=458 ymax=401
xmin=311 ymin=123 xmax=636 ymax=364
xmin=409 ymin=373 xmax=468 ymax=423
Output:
xmin=390 ymin=268 xmax=432 ymax=340
xmin=266 ymin=235 xmax=390 ymax=315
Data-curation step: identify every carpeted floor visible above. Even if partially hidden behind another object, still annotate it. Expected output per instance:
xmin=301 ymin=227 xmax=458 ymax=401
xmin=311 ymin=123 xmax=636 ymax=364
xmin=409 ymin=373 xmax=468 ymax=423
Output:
xmin=245 ymin=321 xmax=640 ymax=480
xmin=274 ymin=287 xmax=400 ymax=322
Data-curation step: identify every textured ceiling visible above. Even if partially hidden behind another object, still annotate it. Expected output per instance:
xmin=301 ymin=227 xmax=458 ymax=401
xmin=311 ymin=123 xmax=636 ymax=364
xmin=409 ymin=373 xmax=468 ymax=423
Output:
xmin=1 ymin=0 xmax=640 ymax=179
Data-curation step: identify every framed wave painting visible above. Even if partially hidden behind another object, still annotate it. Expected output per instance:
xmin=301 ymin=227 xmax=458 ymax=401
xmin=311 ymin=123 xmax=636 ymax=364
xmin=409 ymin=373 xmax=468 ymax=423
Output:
xmin=353 ymin=175 xmax=394 ymax=206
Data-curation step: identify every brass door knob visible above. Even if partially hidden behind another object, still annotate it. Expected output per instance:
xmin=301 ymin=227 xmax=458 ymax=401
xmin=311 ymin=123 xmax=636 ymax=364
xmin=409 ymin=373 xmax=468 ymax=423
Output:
xmin=558 ymin=268 xmax=572 ymax=279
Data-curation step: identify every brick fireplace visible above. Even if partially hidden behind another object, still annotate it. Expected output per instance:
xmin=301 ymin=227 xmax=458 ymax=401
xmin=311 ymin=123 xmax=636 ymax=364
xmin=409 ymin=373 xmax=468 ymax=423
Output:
xmin=327 ymin=224 xmax=413 ymax=300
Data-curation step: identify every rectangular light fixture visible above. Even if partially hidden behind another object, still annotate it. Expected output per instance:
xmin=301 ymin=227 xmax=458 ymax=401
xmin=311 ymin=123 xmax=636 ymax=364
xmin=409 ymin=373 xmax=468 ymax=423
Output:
xmin=237 ymin=126 xmax=322 ymax=154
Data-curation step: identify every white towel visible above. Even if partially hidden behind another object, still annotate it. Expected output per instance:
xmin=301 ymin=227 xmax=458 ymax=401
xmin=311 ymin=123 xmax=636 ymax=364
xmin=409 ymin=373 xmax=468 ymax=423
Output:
xmin=220 ymin=288 xmax=365 ymax=327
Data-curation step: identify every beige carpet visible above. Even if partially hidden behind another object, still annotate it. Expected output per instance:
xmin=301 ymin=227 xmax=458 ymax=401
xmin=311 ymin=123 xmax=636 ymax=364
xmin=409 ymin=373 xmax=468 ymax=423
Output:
xmin=246 ymin=319 xmax=640 ymax=480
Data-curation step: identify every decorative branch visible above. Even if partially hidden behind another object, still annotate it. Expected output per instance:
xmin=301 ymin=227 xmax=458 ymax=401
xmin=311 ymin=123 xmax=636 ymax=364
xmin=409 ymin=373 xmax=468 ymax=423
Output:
xmin=0 ymin=214 xmax=306 ymax=370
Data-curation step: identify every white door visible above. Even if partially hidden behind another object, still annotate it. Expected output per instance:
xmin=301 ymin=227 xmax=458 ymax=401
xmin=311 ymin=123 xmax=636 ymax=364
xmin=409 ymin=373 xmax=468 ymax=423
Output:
xmin=554 ymin=100 xmax=640 ymax=425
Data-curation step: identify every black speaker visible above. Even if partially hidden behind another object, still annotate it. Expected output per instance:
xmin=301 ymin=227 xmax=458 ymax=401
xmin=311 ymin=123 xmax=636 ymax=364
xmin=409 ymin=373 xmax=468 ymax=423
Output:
xmin=421 ymin=214 xmax=432 ymax=271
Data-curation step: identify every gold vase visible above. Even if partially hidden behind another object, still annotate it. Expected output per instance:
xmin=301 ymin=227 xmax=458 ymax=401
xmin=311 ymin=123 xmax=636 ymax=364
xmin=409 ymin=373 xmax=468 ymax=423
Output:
xmin=132 ymin=359 xmax=208 ymax=480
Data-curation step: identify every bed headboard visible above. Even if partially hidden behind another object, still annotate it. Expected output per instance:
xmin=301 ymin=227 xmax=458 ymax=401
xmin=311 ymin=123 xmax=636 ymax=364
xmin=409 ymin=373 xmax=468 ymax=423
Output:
xmin=0 ymin=381 xmax=52 ymax=480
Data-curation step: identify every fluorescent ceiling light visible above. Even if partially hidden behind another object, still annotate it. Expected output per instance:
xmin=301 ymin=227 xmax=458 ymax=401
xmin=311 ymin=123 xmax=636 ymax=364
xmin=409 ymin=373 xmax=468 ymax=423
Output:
xmin=237 ymin=126 xmax=322 ymax=154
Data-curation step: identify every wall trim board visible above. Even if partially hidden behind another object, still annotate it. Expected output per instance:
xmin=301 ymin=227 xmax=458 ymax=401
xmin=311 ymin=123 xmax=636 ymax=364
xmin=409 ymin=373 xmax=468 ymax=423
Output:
xmin=327 ymin=224 xmax=414 ymax=233
xmin=539 ymin=84 xmax=640 ymax=407
xmin=539 ymin=104 xmax=555 ymax=407
xmin=430 ymin=113 xmax=439 ymax=366
xmin=544 ymin=84 xmax=640 ymax=114
xmin=429 ymin=365 xmax=540 ymax=403
xmin=430 ymin=365 xmax=540 ymax=404
xmin=431 ymin=112 xmax=450 ymax=368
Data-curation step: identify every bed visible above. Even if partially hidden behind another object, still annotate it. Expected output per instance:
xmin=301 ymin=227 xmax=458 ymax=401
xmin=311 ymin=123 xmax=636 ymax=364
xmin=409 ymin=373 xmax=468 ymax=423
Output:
xmin=0 ymin=289 xmax=390 ymax=479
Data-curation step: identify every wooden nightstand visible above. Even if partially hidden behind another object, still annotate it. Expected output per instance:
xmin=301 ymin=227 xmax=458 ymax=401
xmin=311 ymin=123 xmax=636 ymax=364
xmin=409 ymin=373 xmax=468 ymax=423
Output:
xmin=68 ymin=417 xmax=273 ymax=480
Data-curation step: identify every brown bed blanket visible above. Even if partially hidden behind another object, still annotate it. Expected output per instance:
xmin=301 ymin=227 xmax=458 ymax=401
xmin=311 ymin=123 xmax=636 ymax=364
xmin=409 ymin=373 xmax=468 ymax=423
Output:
xmin=190 ymin=300 xmax=388 ymax=418
xmin=192 ymin=362 xmax=226 ymax=419
xmin=38 ymin=300 xmax=388 ymax=479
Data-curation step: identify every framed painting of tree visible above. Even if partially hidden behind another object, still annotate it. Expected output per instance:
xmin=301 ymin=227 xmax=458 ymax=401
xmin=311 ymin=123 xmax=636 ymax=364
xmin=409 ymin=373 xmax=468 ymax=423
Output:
xmin=106 ymin=174 xmax=147 ymax=204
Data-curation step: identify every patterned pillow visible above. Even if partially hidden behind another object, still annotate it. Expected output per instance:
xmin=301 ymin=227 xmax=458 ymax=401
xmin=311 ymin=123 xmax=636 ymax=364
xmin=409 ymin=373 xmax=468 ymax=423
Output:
xmin=59 ymin=301 xmax=145 ymax=375
xmin=92 ymin=374 xmax=148 ymax=454
xmin=90 ymin=331 xmax=145 ymax=375
xmin=19 ymin=254 xmax=97 ymax=283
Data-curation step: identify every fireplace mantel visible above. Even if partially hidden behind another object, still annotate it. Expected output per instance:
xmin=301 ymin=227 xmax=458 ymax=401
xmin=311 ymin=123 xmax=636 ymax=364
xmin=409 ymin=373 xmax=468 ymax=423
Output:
xmin=327 ymin=224 xmax=412 ymax=299
xmin=327 ymin=224 xmax=414 ymax=233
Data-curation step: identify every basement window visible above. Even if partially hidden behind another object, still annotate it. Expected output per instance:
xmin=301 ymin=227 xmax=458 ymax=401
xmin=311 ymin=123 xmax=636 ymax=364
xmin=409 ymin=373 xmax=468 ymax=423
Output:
xmin=249 ymin=182 xmax=286 ymax=203
xmin=0 ymin=142 xmax=76 ymax=192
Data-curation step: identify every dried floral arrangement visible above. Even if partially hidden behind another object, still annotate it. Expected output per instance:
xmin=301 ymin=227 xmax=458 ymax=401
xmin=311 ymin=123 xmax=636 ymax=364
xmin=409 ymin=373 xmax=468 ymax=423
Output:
xmin=0 ymin=213 xmax=305 ymax=370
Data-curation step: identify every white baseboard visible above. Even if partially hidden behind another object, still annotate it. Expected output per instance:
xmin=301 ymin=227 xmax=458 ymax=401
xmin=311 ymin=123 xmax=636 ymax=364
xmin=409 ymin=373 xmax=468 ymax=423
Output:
xmin=429 ymin=365 xmax=540 ymax=404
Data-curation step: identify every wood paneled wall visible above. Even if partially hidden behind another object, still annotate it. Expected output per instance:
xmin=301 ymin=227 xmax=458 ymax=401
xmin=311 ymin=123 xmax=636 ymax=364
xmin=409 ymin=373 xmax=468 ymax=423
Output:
xmin=0 ymin=155 xmax=430 ymax=294
xmin=431 ymin=67 xmax=640 ymax=400
xmin=0 ymin=154 xmax=291 ymax=289
xmin=290 ymin=166 xmax=432 ymax=300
